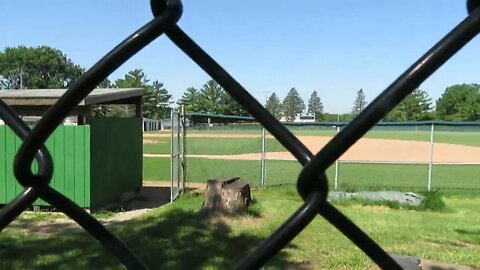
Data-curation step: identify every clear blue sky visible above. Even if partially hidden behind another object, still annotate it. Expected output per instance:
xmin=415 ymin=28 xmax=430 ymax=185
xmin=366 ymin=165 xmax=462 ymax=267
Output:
xmin=1 ymin=1 xmax=479 ymax=113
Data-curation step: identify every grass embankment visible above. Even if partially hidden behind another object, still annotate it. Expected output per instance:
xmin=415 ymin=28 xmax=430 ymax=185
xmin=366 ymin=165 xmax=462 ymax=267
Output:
xmin=1 ymin=188 xmax=479 ymax=269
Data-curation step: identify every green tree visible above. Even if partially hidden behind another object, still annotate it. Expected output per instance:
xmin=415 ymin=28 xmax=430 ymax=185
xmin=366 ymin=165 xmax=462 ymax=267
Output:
xmin=323 ymin=113 xmax=354 ymax=122
xmin=265 ymin=92 xmax=283 ymax=120
xmin=282 ymin=88 xmax=305 ymax=122
xmin=113 ymin=69 xmax=172 ymax=119
xmin=435 ymin=84 xmax=480 ymax=121
xmin=387 ymin=89 xmax=432 ymax=121
xmin=351 ymin=88 xmax=367 ymax=116
xmin=0 ymin=45 xmax=83 ymax=89
xmin=220 ymin=91 xmax=248 ymax=116
xmin=195 ymin=79 xmax=247 ymax=115
xmin=198 ymin=80 xmax=224 ymax=114
xmin=177 ymin=87 xmax=201 ymax=112
xmin=307 ymin=91 xmax=324 ymax=121
xmin=97 ymin=78 xmax=113 ymax=89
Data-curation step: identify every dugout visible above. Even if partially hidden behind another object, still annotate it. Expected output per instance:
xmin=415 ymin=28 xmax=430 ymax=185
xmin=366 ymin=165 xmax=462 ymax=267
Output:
xmin=0 ymin=88 xmax=144 ymax=210
xmin=188 ymin=112 xmax=255 ymax=124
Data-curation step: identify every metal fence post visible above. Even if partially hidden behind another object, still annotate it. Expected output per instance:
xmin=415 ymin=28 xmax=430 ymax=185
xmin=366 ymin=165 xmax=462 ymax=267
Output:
xmin=261 ymin=127 xmax=267 ymax=187
xmin=334 ymin=125 xmax=340 ymax=189
xmin=427 ymin=123 xmax=435 ymax=191
xmin=170 ymin=110 xmax=174 ymax=203
xmin=181 ymin=105 xmax=187 ymax=189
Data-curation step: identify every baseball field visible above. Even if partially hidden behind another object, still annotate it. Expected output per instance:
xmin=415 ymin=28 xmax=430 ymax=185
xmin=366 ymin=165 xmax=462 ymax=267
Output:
xmin=143 ymin=128 xmax=480 ymax=191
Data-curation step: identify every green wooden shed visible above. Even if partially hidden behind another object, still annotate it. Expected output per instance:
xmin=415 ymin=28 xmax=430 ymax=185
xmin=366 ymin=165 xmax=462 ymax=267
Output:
xmin=0 ymin=88 xmax=144 ymax=210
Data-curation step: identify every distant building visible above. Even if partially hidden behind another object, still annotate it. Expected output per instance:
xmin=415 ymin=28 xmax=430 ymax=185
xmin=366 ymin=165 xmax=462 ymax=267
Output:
xmin=294 ymin=113 xmax=315 ymax=123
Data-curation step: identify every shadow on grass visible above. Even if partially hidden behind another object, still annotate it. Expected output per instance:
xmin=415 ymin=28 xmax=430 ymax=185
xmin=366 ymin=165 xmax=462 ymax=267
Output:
xmin=0 ymin=208 xmax=303 ymax=269
xmin=455 ymin=228 xmax=480 ymax=245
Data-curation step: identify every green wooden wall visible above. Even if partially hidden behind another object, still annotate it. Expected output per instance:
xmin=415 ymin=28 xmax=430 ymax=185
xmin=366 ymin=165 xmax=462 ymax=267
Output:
xmin=0 ymin=125 xmax=91 ymax=207
xmin=89 ymin=117 xmax=142 ymax=209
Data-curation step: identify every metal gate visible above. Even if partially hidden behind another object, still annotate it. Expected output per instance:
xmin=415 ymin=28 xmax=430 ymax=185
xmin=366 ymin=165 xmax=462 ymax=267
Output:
xmin=170 ymin=109 xmax=185 ymax=202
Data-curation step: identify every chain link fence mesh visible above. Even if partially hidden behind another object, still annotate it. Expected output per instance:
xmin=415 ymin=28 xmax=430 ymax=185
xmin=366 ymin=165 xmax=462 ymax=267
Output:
xmin=1 ymin=0 xmax=480 ymax=268
xmin=184 ymin=120 xmax=480 ymax=191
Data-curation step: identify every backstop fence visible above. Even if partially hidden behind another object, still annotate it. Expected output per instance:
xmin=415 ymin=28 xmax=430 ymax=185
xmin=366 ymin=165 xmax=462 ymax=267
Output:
xmin=184 ymin=116 xmax=480 ymax=192
xmin=2 ymin=1 xmax=480 ymax=268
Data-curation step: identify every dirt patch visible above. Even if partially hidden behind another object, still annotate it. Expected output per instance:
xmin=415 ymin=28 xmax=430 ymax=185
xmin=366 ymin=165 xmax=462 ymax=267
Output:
xmin=8 ymin=181 xmax=206 ymax=235
xmin=143 ymin=139 xmax=160 ymax=143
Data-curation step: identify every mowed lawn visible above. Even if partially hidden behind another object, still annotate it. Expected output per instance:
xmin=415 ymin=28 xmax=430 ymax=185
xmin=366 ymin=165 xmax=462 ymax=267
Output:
xmin=1 ymin=188 xmax=479 ymax=269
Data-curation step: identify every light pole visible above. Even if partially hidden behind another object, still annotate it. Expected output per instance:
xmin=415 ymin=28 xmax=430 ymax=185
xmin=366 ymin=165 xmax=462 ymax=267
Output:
xmin=263 ymin=90 xmax=272 ymax=106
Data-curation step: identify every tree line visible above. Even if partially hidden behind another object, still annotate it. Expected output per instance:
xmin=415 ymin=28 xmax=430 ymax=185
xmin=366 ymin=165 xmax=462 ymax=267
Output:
xmin=2 ymin=45 xmax=480 ymax=122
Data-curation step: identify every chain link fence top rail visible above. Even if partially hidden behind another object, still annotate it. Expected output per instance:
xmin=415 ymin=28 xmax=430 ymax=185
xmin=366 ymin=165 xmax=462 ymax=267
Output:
xmin=2 ymin=0 xmax=480 ymax=269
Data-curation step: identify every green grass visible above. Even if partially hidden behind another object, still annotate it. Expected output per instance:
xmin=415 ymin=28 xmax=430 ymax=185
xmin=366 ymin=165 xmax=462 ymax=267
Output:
xmin=143 ymin=157 xmax=170 ymax=180
xmin=183 ymin=158 xmax=334 ymax=187
xmin=266 ymin=128 xmax=480 ymax=147
xmin=1 ymin=188 xmax=479 ymax=269
xmin=156 ymin=158 xmax=480 ymax=191
xmin=143 ymin=137 xmax=285 ymax=155
xmin=143 ymin=137 xmax=170 ymax=154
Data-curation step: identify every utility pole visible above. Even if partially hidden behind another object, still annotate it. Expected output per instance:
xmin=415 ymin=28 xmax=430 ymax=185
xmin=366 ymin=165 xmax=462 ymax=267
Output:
xmin=263 ymin=90 xmax=272 ymax=106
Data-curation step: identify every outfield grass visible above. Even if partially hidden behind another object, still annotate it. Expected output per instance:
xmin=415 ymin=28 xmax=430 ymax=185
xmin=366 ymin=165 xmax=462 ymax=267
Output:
xmin=165 ymin=158 xmax=480 ymax=190
xmin=143 ymin=137 xmax=170 ymax=154
xmin=143 ymin=157 xmax=170 ymax=180
xmin=1 ymin=188 xmax=479 ymax=268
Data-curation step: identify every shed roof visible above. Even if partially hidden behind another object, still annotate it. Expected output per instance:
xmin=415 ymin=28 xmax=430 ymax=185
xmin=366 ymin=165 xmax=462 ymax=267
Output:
xmin=0 ymin=88 xmax=144 ymax=106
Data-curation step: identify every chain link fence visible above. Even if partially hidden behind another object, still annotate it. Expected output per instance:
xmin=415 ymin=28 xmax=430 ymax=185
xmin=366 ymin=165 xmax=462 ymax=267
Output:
xmin=170 ymin=109 xmax=185 ymax=201
xmin=184 ymin=119 xmax=480 ymax=191
xmin=2 ymin=0 xmax=480 ymax=269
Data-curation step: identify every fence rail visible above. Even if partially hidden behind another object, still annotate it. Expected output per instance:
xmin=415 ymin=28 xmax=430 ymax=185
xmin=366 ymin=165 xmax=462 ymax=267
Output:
xmin=2 ymin=0 xmax=480 ymax=269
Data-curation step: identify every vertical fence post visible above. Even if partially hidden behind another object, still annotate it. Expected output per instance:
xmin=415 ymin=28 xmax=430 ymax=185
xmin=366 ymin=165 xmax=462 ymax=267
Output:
xmin=334 ymin=125 xmax=340 ymax=189
xmin=181 ymin=105 xmax=186 ymax=190
xmin=427 ymin=123 xmax=435 ymax=191
xmin=170 ymin=110 xmax=174 ymax=203
xmin=261 ymin=127 xmax=267 ymax=187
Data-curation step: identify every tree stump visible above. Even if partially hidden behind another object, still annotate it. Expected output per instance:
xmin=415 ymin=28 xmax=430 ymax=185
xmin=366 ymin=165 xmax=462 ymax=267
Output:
xmin=201 ymin=177 xmax=251 ymax=215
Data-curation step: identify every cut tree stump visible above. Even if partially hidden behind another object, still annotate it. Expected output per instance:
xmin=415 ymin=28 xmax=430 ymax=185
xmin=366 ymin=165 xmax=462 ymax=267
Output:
xmin=201 ymin=177 xmax=252 ymax=215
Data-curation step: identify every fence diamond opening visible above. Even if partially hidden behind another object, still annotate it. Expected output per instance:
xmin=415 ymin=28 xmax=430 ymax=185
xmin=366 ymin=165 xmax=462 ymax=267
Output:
xmin=2 ymin=1 xmax=480 ymax=269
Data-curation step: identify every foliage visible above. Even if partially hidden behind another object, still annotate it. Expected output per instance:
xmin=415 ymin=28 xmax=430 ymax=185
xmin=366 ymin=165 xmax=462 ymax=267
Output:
xmin=179 ymin=80 xmax=248 ymax=116
xmin=177 ymin=87 xmax=201 ymax=112
xmin=197 ymin=80 xmax=224 ymax=114
xmin=220 ymin=90 xmax=248 ymax=116
xmin=0 ymin=45 xmax=84 ymax=89
xmin=92 ymin=78 xmax=115 ymax=116
xmin=417 ymin=191 xmax=448 ymax=212
xmin=351 ymin=88 xmax=367 ymax=116
xmin=112 ymin=69 xmax=172 ymax=119
xmin=265 ymin=92 xmax=283 ymax=120
xmin=386 ymin=89 xmax=432 ymax=121
xmin=307 ymin=91 xmax=324 ymax=121
xmin=435 ymin=84 xmax=480 ymax=121
xmin=323 ymin=113 xmax=353 ymax=122
xmin=282 ymin=88 xmax=305 ymax=122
